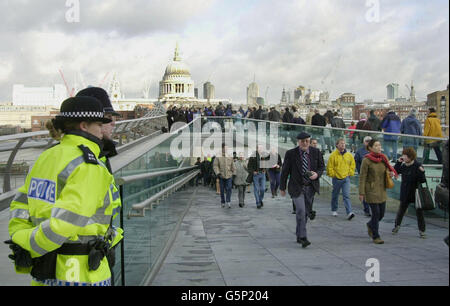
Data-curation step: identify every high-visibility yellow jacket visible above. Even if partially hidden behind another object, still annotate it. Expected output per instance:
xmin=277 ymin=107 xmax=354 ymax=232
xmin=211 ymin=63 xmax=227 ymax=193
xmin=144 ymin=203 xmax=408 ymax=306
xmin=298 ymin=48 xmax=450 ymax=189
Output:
xmin=9 ymin=133 xmax=123 ymax=286
xmin=326 ymin=149 xmax=356 ymax=179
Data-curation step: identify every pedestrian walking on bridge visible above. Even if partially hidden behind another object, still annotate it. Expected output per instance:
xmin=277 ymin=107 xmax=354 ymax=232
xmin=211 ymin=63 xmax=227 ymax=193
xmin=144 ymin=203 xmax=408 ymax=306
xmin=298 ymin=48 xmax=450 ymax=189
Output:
xmin=392 ymin=147 xmax=427 ymax=238
xmin=280 ymin=132 xmax=324 ymax=248
xmin=359 ymin=139 xmax=398 ymax=244
xmin=327 ymin=138 xmax=356 ymax=220
xmin=213 ymin=144 xmax=236 ymax=208
xmin=233 ymin=152 xmax=249 ymax=207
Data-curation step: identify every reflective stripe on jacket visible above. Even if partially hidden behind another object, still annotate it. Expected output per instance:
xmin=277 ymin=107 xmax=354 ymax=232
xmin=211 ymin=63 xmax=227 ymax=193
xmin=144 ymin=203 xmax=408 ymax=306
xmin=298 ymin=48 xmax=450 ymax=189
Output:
xmin=9 ymin=133 xmax=123 ymax=285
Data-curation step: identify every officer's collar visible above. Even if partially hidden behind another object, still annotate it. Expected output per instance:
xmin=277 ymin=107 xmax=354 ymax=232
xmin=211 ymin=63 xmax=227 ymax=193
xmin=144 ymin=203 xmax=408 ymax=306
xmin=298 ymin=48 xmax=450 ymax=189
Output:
xmin=65 ymin=130 xmax=104 ymax=151
xmin=99 ymin=138 xmax=118 ymax=159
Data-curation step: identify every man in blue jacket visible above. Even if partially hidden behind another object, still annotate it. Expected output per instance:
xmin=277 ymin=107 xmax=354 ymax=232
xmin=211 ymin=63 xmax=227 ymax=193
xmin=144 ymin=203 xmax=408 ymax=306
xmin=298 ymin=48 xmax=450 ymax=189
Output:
xmin=400 ymin=108 xmax=422 ymax=152
xmin=381 ymin=110 xmax=402 ymax=161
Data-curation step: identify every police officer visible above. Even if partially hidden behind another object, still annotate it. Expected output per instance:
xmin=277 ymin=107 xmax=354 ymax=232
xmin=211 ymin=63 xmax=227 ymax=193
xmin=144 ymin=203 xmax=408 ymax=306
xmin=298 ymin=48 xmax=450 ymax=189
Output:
xmin=6 ymin=96 xmax=123 ymax=286
xmin=76 ymin=87 xmax=123 ymax=284
xmin=76 ymin=87 xmax=122 ymax=173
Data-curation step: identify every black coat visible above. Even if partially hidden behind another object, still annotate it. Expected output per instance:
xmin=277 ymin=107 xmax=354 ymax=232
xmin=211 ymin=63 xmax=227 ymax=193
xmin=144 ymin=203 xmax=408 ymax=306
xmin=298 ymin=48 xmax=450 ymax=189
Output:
xmin=394 ymin=160 xmax=426 ymax=203
xmin=269 ymin=110 xmax=281 ymax=122
xmin=248 ymin=152 xmax=270 ymax=173
xmin=280 ymin=146 xmax=325 ymax=198
xmin=368 ymin=115 xmax=382 ymax=131
xmin=254 ymin=109 xmax=263 ymax=120
xmin=282 ymin=111 xmax=293 ymax=123
xmin=292 ymin=117 xmax=306 ymax=125
xmin=311 ymin=114 xmax=326 ymax=127
xmin=200 ymin=160 xmax=210 ymax=175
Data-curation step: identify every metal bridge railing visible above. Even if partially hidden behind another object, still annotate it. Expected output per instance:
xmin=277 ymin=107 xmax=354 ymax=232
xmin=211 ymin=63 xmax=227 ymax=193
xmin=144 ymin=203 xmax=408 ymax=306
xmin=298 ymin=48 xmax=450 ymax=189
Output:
xmin=0 ymin=115 xmax=167 ymax=194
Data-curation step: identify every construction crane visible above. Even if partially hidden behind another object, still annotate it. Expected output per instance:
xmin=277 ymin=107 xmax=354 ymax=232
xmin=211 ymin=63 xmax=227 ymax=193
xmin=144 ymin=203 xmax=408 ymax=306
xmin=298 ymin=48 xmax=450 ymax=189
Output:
xmin=58 ymin=68 xmax=75 ymax=97
xmin=405 ymin=82 xmax=416 ymax=103
xmin=98 ymin=72 xmax=111 ymax=88
xmin=404 ymin=84 xmax=411 ymax=95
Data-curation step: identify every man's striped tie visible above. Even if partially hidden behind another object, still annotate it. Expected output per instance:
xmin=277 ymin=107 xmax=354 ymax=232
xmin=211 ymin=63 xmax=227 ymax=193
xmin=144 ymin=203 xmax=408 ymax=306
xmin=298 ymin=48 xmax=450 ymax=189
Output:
xmin=302 ymin=151 xmax=309 ymax=175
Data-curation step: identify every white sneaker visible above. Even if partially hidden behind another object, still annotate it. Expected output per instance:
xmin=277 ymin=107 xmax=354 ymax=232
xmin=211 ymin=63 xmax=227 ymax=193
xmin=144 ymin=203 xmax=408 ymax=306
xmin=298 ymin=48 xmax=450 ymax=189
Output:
xmin=227 ymin=202 xmax=231 ymax=208
xmin=332 ymin=211 xmax=338 ymax=217
xmin=419 ymin=231 xmax=427 ymax=239
xmin=221 ymin=203 xmax=225 ymax=208
xmin=347 ymin=212 xmax=355 ymax=220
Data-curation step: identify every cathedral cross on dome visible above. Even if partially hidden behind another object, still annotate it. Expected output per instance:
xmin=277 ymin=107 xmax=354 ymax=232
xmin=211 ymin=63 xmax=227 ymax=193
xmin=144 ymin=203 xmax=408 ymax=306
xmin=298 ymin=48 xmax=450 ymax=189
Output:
xmin=173 ymin=42 xmax=181 ymax=62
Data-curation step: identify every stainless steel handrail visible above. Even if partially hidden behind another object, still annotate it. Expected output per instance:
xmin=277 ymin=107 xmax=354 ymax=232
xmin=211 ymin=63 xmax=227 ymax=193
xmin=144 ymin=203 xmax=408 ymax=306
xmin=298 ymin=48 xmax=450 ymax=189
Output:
xmin=0 ymin=131 xmax=49 ymax=142
xmin=112 ymin=115 xmax=166 ymax=125
xmin=127 ymin=169 xmax=200 ymax=217
xmin=118 ymin=166 xmax=179 ymax=177
xmin=115 ymin=165 xmax=199 ymax=186
xmin=115 ymin=130 xmax=162 ymax=154
xmin=0 ymin=115 xmax=167 ymax=142
xmin=0 ymin=115 xmax=168 ymax=194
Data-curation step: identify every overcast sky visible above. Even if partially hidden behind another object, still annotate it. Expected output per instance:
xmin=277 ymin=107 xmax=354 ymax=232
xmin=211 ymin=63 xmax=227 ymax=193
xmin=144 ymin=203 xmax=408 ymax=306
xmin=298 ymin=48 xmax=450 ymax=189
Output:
xmin=0 ymin=0 xmax=448 ymax=104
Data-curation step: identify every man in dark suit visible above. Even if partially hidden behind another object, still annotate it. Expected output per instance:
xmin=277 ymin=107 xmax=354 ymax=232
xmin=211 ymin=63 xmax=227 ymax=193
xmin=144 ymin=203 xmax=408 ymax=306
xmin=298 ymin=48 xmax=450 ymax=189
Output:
xmin=280 ymin=132 xmax=325 ymax=248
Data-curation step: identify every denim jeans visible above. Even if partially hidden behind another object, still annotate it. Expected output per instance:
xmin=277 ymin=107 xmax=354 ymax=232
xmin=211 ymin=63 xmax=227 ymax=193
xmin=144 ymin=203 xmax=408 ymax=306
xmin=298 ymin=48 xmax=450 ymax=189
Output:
xmin=317 ymin=135 xmax=326 ymax=152
xmin=362 ymin=200 xmax=371 ymax=214
xmin=331 ymin=177 xmax=353 ymax=214
xmin=253 ymin=172 xmax=266 ymax=206
xmin=268 ymin=169 xmax=281 ymax=193
xmin=384 ymin=139 xmax=398 ymax=161
xmin=402 ymin=138 xmax=419 ymax=153
xmin=219 ymin=177 xmax=232 ymax=203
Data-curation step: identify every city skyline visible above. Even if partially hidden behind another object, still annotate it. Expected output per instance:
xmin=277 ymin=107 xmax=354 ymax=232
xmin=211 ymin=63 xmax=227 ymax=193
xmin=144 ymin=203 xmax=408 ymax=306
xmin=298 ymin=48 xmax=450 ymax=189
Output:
xmin=0 ymin=0 xmax=448 ymax=104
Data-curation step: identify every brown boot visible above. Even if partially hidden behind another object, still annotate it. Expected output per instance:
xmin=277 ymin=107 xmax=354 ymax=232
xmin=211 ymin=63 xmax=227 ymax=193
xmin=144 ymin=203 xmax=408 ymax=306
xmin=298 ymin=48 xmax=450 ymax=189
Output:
xmin=366 ymin=224 xmax=373 ymax=238
xmin=373 ymin=238 xmax=384 ymax=244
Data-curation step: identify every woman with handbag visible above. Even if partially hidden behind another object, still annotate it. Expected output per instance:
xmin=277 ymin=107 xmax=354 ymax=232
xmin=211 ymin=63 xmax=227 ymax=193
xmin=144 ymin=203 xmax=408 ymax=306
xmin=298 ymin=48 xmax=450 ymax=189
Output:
xmin=359 ymin=139 xmax=398 ymax=244
xmin=392 ymin=147 xmax=427 ymax=238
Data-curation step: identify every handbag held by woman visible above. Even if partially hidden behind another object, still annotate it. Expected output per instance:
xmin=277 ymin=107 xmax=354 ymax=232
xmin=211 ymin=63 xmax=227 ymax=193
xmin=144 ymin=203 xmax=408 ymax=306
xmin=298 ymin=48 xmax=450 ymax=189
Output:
xmin=415 ymin=181 xmax=436 ymax=211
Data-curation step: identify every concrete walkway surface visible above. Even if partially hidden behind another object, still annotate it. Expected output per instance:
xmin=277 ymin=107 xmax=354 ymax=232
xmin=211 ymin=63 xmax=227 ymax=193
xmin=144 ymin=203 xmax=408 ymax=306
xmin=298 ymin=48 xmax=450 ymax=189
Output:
xmin=152 ymin=185 xmax=449 ymax=286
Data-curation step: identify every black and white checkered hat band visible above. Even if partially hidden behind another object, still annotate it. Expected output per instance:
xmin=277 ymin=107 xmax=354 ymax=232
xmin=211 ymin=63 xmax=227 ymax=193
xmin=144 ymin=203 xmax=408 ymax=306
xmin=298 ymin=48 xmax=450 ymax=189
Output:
xmin=59 ymin=111 xmax=105 ymax=118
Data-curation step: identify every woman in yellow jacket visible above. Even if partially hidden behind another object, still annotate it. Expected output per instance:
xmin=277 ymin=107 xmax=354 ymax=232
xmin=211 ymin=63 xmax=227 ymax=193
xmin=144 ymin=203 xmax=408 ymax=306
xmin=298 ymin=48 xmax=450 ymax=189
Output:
xmin=326 ymin=138 xmax=356 ymax=220
xmin=6 ymin=96 xmax=123 ymax=286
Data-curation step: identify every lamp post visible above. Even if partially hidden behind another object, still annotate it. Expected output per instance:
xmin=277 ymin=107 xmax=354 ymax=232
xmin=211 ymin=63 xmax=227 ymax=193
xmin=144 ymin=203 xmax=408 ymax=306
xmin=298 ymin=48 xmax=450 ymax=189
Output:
xmin=440 ymin=96 xmax=446 ymax=123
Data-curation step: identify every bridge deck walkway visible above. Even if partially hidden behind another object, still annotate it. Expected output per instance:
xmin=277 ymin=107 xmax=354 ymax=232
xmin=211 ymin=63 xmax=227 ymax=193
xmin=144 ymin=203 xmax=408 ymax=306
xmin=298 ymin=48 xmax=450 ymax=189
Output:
xmin=151 ymin=185 xmax=449 ymax=286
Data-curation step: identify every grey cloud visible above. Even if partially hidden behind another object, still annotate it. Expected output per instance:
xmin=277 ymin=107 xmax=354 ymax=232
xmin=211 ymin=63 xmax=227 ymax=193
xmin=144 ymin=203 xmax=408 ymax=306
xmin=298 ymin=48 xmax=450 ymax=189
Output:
xmin=203 ymin=0 xmax=449 ymax=102
xmin=0 ymin=0 xmax=216 ymax=36
xmin=0 ymin=0 xmax=448 ymax=104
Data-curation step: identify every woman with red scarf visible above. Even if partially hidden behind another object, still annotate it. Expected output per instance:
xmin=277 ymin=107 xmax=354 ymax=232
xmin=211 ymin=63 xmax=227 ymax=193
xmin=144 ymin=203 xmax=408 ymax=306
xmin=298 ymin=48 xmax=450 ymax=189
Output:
xmin=359 ymin=139 xmax=398 ymax=244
